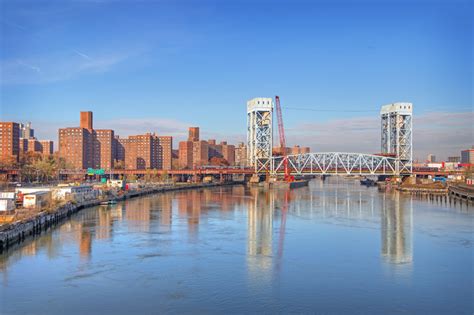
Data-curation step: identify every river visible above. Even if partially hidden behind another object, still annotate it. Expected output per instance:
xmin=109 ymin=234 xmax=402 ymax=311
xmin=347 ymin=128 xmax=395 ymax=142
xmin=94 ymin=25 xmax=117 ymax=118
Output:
xmin=1 ymin=178 xmax=473 ymax=314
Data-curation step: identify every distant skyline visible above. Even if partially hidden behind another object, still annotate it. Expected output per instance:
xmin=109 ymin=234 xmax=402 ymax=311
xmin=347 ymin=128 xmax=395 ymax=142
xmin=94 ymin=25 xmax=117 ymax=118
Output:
xmin=1 ymin=0 xmax=472 ymax=161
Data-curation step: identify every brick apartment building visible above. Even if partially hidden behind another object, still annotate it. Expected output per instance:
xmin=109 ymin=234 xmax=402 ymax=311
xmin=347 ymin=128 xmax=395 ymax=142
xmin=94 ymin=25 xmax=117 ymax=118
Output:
xmin=177 ymin=127 xmax=240 ymax=169
xmin=235 ymin=142 xmax=248 ymax=167
xmin=188 ymin=127 xmax=199 ymax=142
xmin=58 ymin=127 xmax=94 ymax=169
xmin=124 ymin=133 xmax=158 ymax=169
xmin=221 ymin=142 xmax=235 ymax=165
xmin=94 ymin=129 xmax=114 ymax=169
xmin=58 ymin=112 xmax=113 ymax=169
xmin=291 ymin=145 xmax=310 ymax=155
xmin=179 ymin=141 xmax=193 ymax=169
xmin=179 ymin=127 xmax=209 ymax=169
xmin=0 ymin=122 xmax=20 ymax=162
xmin=16 ymin=122 xmax=54 ymax=156
xmin=39 ymin=140 xmax=54 ymax=155
xmin=59 ymin=111 xmax=173 ymax=170
xmin=158 ymin=136 xmax=173 ymax=170
xmin=192 ymin=140 xmax=209 ymax=168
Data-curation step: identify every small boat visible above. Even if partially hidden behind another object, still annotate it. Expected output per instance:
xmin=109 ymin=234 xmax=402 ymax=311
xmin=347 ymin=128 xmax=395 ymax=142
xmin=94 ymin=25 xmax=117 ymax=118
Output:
xmin=360 ymin=178 xmax=377 ymax=186
xmin=100 ymin=200 xmax=117 ymax=205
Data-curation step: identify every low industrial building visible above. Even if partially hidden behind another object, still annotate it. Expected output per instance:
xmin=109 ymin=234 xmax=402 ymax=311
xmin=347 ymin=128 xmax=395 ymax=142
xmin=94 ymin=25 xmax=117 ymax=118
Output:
xmin=23 ymin=191 xmax=51 ymax=209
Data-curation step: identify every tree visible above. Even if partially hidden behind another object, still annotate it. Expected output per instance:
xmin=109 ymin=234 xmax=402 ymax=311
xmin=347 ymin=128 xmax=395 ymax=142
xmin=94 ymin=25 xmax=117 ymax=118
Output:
xmin=160 ymin=171 xmax=168 ymax=182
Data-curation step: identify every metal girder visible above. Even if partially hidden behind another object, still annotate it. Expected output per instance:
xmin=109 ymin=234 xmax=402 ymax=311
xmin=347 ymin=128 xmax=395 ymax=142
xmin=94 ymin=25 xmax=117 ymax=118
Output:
xmin=247 ymin=98 xmax=273 ymax=172
xmin=267 ymin=152 xmax=410 ymax=176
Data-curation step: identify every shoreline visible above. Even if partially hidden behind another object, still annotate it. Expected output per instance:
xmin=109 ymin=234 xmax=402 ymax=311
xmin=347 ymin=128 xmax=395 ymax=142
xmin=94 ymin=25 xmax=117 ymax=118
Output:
xmin=0 ymin=181 xmax=241 ymax=253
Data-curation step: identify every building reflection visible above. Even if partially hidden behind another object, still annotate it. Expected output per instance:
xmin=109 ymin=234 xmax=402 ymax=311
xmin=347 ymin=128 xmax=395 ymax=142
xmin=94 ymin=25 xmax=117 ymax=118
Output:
xmin=158 ymin=194 xmax=172 ymax=233
xmin=125 ymin=197 xmax=151 ymax=233
xmin=247 ymin=187 xmax=274 ymax=283
xmin=178 ymin=190 xmax=201 ymax=239
xmin=96 ymin=207 xmax=112 ymax=240
xmin=79 ymin=229 xmax=92 ymax=260
xmin=381 ymin=191 xmax=413 ymax=265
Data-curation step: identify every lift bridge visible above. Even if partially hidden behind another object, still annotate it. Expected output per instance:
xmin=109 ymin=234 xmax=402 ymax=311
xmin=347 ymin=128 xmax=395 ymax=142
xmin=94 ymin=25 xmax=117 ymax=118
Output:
xmin=247 ymin=99 xmax=413 ymax=177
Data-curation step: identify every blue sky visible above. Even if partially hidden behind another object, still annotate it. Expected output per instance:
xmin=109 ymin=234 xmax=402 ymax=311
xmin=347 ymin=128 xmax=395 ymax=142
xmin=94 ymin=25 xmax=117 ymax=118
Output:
xmin=0 ymin=0 xmax=472 ymax=160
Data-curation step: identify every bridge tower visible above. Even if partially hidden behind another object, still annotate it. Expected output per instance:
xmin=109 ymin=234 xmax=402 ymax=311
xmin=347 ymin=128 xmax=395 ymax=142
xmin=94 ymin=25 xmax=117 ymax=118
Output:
xmin=247 ymin=97 xmax=273 ymax=173
xmin=381 ymin=103 xmax=413 ymax=173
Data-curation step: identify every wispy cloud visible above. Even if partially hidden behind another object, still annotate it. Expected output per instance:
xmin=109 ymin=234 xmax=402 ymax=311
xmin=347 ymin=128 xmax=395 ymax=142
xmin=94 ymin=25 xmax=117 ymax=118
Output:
xmin=1 ymin=19 xmax=27 ymax=31
xmin=73 ymin=50 xmax=91 ymax=60
xmin=0 ymin=50 xmax=131 ymax=85
xmin=16 ymin=60 xmax=41 ymax=73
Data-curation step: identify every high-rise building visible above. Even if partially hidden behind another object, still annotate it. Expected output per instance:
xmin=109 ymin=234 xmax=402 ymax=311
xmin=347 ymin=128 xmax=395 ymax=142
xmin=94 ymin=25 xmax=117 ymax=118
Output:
xmin=39 ymin=140 xmax=54 ymax=155
xmin=94 ymin=129 xmax=115 ymax=169
xmin=179 ymin=141 xmax=193 ymax=169
xmin=461 ymin=146 xmax=474 ymax=164
xmin=188 ymin=127 xmax=199 ymax=142
xmin=0 ymin=122 xmax=20 ymax=162
xmin=80 ymin=111 xmax=93 ymax=130
xmin=247 ymin=97 xmax=273 ymax=170
xmin=125 ymin=133 xmax=159 ymax=170
xmin=19 ymin=138 xmax=28 ymax=153
xmin=114 ymin=136 xmax=127 ymax=163
xmin=235 ymin=142 xmax=248 ymax=167
xmin=59 ymin=127 xmax=93 ymax=169
xmin=59 ymin=112 xmax=111 ymax=169
xmin=27 ymin=139 xmax=42 ymax=153
xmin=115 ymin=134 xmax=172 ymax=170
xmin=221 ymin=142 xmax=235 ymax=165
xmin=158 ymin=136 xmax=173 ymax=170
xmin=447 ymin=156 xmax=460 ymax=163
xmin=192 ymin=140 xmax=209 ymax=168
xmin=427 ymin=154 xmax=436 ymax=163
xmin=208 ymin=140 xmax=222 ymax=159
xmin=19 ymin=122 xmax=34 ymax=139
xmin=17 ymin=122 xmax=53 ymax=156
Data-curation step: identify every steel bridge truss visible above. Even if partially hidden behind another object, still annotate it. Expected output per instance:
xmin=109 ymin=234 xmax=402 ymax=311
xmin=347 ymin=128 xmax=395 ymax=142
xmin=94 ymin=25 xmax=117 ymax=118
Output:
xmin=268 ymin=152 xmax=412 ymax=176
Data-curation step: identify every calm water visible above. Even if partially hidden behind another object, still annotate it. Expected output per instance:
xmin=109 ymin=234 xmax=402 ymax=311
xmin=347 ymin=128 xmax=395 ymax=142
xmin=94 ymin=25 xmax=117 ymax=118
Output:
xmin=1 ymin=178 xmax=473 ymax=314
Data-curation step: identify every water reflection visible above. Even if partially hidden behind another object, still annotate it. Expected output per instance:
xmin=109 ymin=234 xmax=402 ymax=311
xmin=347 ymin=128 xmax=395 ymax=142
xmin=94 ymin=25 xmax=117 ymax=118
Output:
xmin=1 ymin=179 xmax=472 ymax=315
xmin=247 ymin=187 xmax=274 ymax=283
xmin=381 ymin=192 xmax=413 ymax=265
xmin=0 ymin=181 xmax=417 ymax=275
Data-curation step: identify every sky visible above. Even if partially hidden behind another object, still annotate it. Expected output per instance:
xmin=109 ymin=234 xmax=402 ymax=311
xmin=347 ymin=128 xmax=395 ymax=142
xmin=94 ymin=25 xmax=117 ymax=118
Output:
xmin=0 ymin=0 xmax=472 ymax=161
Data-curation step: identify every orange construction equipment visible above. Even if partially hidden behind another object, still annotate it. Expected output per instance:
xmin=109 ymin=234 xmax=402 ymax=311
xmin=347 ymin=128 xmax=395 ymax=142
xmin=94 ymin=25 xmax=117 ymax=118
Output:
xmin=275 ymin=96 xmax=294 ymax=182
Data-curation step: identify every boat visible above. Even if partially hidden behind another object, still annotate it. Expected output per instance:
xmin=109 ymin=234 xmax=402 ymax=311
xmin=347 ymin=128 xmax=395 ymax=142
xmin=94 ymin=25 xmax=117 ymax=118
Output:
xmin=360 ymin=178 xmax=377 ymax=186
xmin=100 ymin=200 xmax=117 ymax=205
xmin=267 ymin=179 xmax=310 ymax=189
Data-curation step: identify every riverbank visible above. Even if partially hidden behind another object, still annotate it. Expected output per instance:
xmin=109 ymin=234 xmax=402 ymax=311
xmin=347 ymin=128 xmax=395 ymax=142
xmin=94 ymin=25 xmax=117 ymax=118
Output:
xmin=0 ymin=181 xmax=240 ymax=252
xmin=449 ymin=184 xmax=474 ymax=206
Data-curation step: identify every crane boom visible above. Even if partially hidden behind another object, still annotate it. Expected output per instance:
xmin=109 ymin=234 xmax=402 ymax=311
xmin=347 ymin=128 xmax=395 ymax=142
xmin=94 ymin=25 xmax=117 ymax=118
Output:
xmin=275 ymin=96 xmax=293 ymax=182
xmin=275 ymin=96 xmax=286 ymax=150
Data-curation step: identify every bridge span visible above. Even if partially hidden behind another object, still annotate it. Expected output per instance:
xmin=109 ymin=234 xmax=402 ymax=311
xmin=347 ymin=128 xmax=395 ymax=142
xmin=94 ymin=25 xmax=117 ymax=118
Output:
xmin=266 ymin=152 xmax=412 ymax=176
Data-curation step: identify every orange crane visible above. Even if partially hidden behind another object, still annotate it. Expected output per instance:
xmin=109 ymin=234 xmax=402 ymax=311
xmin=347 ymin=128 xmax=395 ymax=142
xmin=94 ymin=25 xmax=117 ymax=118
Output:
xmin=275 ymin=96 xmax=294 ymax=182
